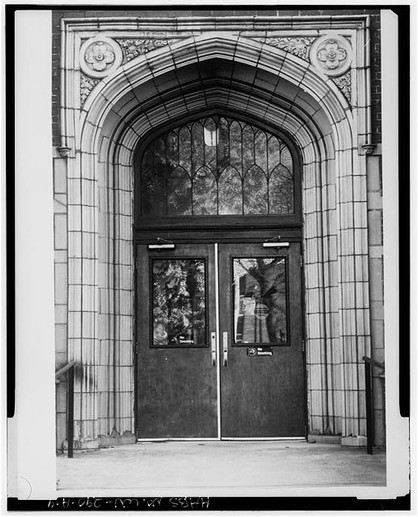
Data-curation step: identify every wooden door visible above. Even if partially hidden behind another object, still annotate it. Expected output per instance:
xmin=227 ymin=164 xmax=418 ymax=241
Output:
xmin=135 ymin=243 xmax=218 ymax=438
xmin=219 ymin=242 xmax=305 ymax=438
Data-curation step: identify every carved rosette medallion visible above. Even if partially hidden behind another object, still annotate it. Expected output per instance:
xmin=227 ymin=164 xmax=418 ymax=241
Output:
xmin=264 ymin=37 xmax=316 ymax=61
xmin=117 ymin=38 xmax=173 ymax=63
xmin=80 ymin=36 xmax=123 ymax=78
xmin=310 ymin=35 xmax=352 ymax=77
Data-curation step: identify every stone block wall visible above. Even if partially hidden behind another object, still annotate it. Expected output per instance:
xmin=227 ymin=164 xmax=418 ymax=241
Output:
xmin=54 ymin=153 xmax=69 ymax=449
xmin=366 ymin=150 xmax=385 ymax=446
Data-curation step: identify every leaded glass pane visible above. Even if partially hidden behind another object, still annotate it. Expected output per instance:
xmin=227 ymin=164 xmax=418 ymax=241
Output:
xmin=243 ymin=166 xmax=267 ymax=214
xmin=254 ymin=130 xmax=267 ymax=171
xmin=233 ymin=257 xmax=288 ymax=345
xmin=217 ymin=117 xmax=230 ymax=171
xmin=267 ymin=136 xmax=281 ymax=174
xmin=152 ymin=259 xmax=206 ymax=347
xmin=229 ymin=120 xmax=242 ymax=173
xmin=142 ymin=145 xmax=165 ymax=215
xmin=280 ymin=144 xmax=293 ymax=170
xmin=140 ymin=116 xmax=295 ymax=217
xmin=166 ymin=131 xmax=178 ymax=168
xmin=242 ymin=125 xmax=255 ymax=175
xmin=193 ymin=166 xmax=217 ymax=215
xmin=178 ymin=127 xmax=191 ymax=173
xmin=167 ymin=167 xmax=192 ymax=215
xmin=218 ymin=166 xmax=242 ymax=215
xmin=191 ymin=121 xmax=204 ymax=174
xmin=269 ymin=164 xmax=294 ymax=214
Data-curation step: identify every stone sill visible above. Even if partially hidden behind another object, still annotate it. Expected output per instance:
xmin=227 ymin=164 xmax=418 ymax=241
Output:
xmin=308 ymin=434 xmax=370 ymax=447
xmin=341 ymin=435 xmax=368 ymax=447
xmin=308 ymin=434 xmax=342 ymax=445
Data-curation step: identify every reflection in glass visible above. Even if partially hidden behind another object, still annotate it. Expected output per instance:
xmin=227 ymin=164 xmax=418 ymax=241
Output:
xmin=167 ymin=167 xmax=192 ymax=215
xmin=233 ymin=258 xmax=288 ymax=345
xmin=152 ymin=259 xmax=206 ymax=347
xmin=269 ymin=164 xmax=294 ymax=214
xmin=218 ymin=167 xmax=242 ymax=215
xmin=193 ymin=167 xmax=217 ymax=215
xmin=243 ymin=166 xmax=267 ymax=214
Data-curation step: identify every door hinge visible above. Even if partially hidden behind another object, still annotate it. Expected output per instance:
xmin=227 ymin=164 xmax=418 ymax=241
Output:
xmin=135 ymin=343 xmax=139 ymax=354
xmin=300 ymin=254 xmax=303 ymax=268
xmin=302 ymin=339 xmax=305 ymax=352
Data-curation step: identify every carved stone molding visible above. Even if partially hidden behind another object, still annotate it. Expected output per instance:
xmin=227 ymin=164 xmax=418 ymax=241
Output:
xmin=80 ymin=36 xmax=123 ymax=78
xmin=309 ymin=34 xmax=352 ymax=77
xmin=362 ymin=144 xmax=376 ymax=155
xmin=332 ymin=70 xmax=352 ymax=103
xmin=264 ymin=37 xmax=316 ymax=61
xmin=118 ymin=38 xmax=173 ymax=63
xmin=80 ymin=74 xmax=101 ymax=105
xmin=57 ymin=146 xmax=71 ymax=158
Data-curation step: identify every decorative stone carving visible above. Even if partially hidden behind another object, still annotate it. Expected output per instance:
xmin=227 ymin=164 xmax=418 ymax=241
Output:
xmin=310 ymin=35 xmax=352 ymax=76
xmin=264 ymin=37 xmax=315 ymax=61
xmin=80 ymin=74 xmax=100 ymax=105
xmin=57 ymin=146 xmax=71 ymax=158
xmin=80 ymin=36 xmax=123 ymax=78
xmin=332 ymin=71 xmax=352 ymax=103
xmin=362 ymin=144 xmax=376 ymax=155
xmin=118 ymin=38 xmax=172 ymax=62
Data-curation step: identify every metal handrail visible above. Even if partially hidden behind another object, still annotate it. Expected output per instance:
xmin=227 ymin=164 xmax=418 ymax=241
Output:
xmin=55 ymin=361 xmax=79 ymax=458
xmin=362 ymin=356 xmax=385 ymax=455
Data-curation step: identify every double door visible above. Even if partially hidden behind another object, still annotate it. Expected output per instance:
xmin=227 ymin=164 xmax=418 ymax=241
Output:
xmin=135 ymin=241 xmax=305 ymax=439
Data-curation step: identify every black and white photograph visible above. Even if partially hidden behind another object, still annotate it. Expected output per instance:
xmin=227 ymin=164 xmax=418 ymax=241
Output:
xmin=5 ymin=1 xmax=412 ymax=511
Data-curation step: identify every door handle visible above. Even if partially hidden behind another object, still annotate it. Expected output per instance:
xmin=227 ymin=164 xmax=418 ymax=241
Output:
xmin=211 ymin=332 xmax=217 ymax=366
xmin=223 ymin=332 xmax=228 ymax=366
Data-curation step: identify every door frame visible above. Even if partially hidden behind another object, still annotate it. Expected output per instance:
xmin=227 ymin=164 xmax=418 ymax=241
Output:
xmin=133 ymin=229 xmax=308 ymax=440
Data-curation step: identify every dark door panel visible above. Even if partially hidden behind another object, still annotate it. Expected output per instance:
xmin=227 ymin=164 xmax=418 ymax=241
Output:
xmin=135 ymin=241 xmax=305 ymax=439
xmin=136 ymin=244 xmax=218 ymax=438
xmin=219 ymin=242 xmax=305 ymax=438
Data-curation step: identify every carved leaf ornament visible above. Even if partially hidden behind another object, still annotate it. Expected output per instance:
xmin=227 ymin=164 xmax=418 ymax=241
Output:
xmin=264 ymin=37 xmax=316 ymax=61
xmin=118 ymin=38 xmax=171 ymax=62
xmin=78 ymin=33 xmax=353 ymax=104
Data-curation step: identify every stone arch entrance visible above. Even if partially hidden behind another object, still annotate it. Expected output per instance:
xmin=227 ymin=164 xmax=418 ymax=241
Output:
xmin=59 ymin=23 xmax=372 ymax=446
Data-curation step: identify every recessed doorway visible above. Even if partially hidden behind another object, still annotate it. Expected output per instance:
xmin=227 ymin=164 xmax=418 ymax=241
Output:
xmin=134 ymin=114 xmax=305 ymax=439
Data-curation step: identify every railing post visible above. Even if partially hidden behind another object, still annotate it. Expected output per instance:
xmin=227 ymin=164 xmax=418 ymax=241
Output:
xmin=364 ymin=360 xmax=373 ymax=455
xmin=362 ymin=356 xmax=384 ymax=454
xmin=67 ymin=366 xmax=74 ymax=458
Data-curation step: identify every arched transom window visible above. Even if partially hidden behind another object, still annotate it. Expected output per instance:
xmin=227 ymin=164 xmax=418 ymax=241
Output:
xmin=139 ymin=116 xmax=295 ymax=217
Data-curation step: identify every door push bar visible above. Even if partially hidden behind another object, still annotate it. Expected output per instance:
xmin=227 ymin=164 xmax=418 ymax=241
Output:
xmin=223 ymin=332 xmax=229 ymax=366
xmin=211 ymin=332 xmax=217 ymax=366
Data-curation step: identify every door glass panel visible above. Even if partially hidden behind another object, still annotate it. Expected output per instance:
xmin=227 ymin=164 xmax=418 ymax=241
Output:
xmin=233 ymin=257 xmax=288 ymax=345
xmin=152 ymin=259 xmax=207 ymax=347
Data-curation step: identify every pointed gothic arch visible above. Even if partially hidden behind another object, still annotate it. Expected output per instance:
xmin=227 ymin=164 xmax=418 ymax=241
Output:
xmin=60 ymin=27 xmax=372 ymax=443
